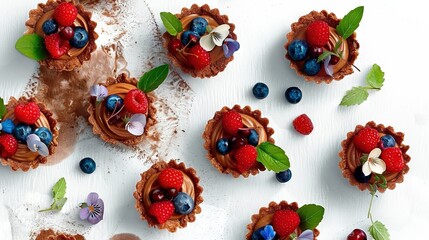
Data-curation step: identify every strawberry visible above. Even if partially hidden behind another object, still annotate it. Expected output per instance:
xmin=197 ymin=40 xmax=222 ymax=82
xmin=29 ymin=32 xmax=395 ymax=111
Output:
xmin=158 ymin=168 xmax=184 ymax=190
xmin=44 ymin=33 xmax=70 ymax=59
xmin=124 ymin=89 xmax=148 ymax=114
xmin=0 ymin=134 xmax=18 ymax=158
xmin=234 ymin=145 xmax=257 ymax=173
xmin=381 ymin=147 xmax=404 ymax=173
xmin=353 ymin=127 xmax=379 ymax=153
xmin=187 ymin=44 xmax=211 ymax=70
xmin=148 ymin=201 xmax=175 ymax=224
xmin=14 ymin=102 xmax=41 ymax=125
xmin=272 ymin=210 xmax=301 ymax=237
xmin=306 ymin=20 xmax=330 ymax=47
xmin=292 ymin=114 xmax=313 ymax=135
xmin=222 ymin=110 xmax=243 ymax=136
xmin=54 ymin=2 xmax=78 ymax=27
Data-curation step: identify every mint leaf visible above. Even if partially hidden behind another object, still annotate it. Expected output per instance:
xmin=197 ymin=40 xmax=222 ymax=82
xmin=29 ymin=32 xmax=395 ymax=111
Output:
xmin=52 ymin=177 xmax=66 ymax=200
xmin=340 ymin=87 xmax=369 ymax=106
xmin=0 ymin=97 xmax=6 ymax=119
xmin=369 ymin=221 xmax=390 ymax=240
xmin=336 ymin=6 xmax=364 ymax=39
xmin=256 ymin=142 xmax=290 ymax=173
xmin=15 ymin=34 xmax=49 ymax=61
xmin=138 ymin=64 xmax=169 ymax=93
xmin=39 ymin=198 xmax=67 ymax=212
xmin=296 ymin=204 xmax=325 ymax=230
xmin=317 ymin=51 xmax=335 ymax=63
xmin=160 ymin=12 xmax=183 ymax=36
xmin=366 ymin=64 xmax=384 ymax=89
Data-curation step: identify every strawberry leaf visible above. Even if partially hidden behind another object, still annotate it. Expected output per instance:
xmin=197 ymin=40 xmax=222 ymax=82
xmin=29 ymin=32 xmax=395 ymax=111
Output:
xmin=369 ymin=221 xmax=390 ymax=240
xmin=340 ymin=87 xmax=369 ymax=106
xmin=296 ymin=204 xmax=325 ymax=230
xmin=366 ymin=64 xmax=384 ymax=89
xmin=0 ymin=97 xmax=6 ymax=119
xmin=256 ymin=142 xmax=289 ymax=173
xmin=39 ymin=177 xmax=67 ymax=212
xmin=336 ymin=6 xmax=364 ymax=39
xmin=15 ymin=34 xmax=49 ymax=61
xmin=160 ymin=12 xmax=183 ymax=36
xmin=138 ymin=64 xmax=169 ymax=93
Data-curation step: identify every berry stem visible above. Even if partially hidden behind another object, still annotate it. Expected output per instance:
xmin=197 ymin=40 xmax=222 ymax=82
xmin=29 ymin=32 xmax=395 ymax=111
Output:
xmin=367 ymin=191 xmax=376 ymax=222
xmin=107 ymin=102 xmax=125 ymax=121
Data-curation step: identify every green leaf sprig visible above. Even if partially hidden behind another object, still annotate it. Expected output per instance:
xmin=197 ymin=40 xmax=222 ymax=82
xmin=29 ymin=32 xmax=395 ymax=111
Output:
xmin=340 ymin=64 xmax=384 ymax=106
xmin=39 ymin=177 xmax=67 ymax=212
xmin=0 ymin=97 xmax=6 ymax=119
xmin=256 ymin=142 xmax=290 ymax=173
xmin=296 ymin=204 xmax=325 ymax=230
xmin=15 ymin=34 xmax=49 ymax=61
xmin=137 ymin=64 xmax=169 ymax=93
xmin=160 ymin=12 xmax=183 ymax=36
xmin=366 ymin=172 xmax=390 ymax=240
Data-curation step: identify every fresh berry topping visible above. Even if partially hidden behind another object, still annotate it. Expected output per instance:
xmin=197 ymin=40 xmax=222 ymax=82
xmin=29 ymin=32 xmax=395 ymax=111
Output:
xmin=173 ymin=192 xmax=195 ymax=215
xmin=293 ymin=114 xmax=314 ymax=135
xmin=234 ymin=145 xmax=257 ymax=173
xmin=308 ymin=45 xmax=324 ymax=58
xmin=353 ymin=127 xmax=379 ymax=153
xmin=380 ymin=147 xmax=404 ymax=173
xmin=44 ymin=33 xmax=70 ymax=58
xmin=252 ymin=82 xmax=269 ymax=99
xmin=306 ymin=20 xmax=330 ymax=47
xmin=70 ymin=27 xmax=89 ymax=48
xmin=148 ymin=201 xmax=175 ymax=224
xmin=221 ymin=110 xmax=243 ymax=136
xmin=158 ymin=168 xmax=184 ymax=190
xmin=354 ymin=165 xmax=371 ymax=183
xmin=247 ymin=129 xmax=259 ymax=146
xmin=303 ymin=58 xmax=321 ymax=76
xmin=380 ymin=135 xmax=396 ymax=149
xmin=34 ymin=127 xmax=53 ymax=146
xmin=329 ymin=55 xmax=340 ymax=65
xmin=347 ymin=229 xmax=368 ymax=240
xmin=190 ymin=17 xmax=208 ymax=36
xmin=168 ymin=39 xmax=183 ymax=53
xmin=285 ymin=87 xmax=302 ymax=104
xmin=181 ymin=30 xmax=200 ymax=46
xmin=216 ymin=138 xmax=230 ymax=155
xmin=287 ymin=40 xmax=308 ymax=61
xmin=229 ymin=136 xmax=246 ymax=150
xmin=12 ymin=123 xmax=32 ymax=143
xmin=251 ymin=226 xmax=264 ymax=240
xmin=60 ymin=26 xmax=74 ymax=40
xmin=105 ymin=94 xmax=124 ymax=112
xmin=14 ymin=102 xmax=41 ymax=125
xmin=124 ymin=89 xmax=148 ymax=114
xmin=79 ymin=157 xmax=96 ymax=174
xmin=53 ymin=2 xmax=78 ymax=27
xmin=276 ymin=169 xmax=292 ymax=183
xmin=42 ymin=19 xmax=58 ymax=35
xmin=165 ymin=188 xmax=179 ymax=199
xmin=272 ymin=210 xmax=300 ymax=237
xmin=0 ymin=134 xmax=18 ymax=158
xmin=150 ymin=189 xmax=165 ymax=202
xmin=238 ymin=128 xmax=251 ymax=137
xmin=187 ymin=44 xmax=211 ymax=70
xmin=0 ymin=119 xmax=15 ymax=134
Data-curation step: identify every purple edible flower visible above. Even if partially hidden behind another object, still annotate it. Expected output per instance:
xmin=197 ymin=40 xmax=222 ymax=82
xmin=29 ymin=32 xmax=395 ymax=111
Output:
xmin=0 ymin=119 xmax=15 ymax=133
xmin=323 ymin=55 xmax=334 ymax=77
xmin=222 ymin=38 xmax=240 ymax=58
xmin=79 ymin=192 xmax=104 ymax=224
xmin=260 ymin=224 xmax=276 ymax=240
xmin=298 ymin=229 xmax=314 ymax=240
xmin=90 ymin=85 xmax=108 ymax=102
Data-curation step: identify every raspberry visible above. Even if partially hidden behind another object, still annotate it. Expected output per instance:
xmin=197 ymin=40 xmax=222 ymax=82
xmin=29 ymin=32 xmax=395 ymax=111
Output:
xmin=158 ymin=168 xmax=184 ymax=190
xmin=353 ymin=127 xmax=379 ymax=153
xmin=44 ymin=33 xmax=70 ymax=59
xmin=234 ymin=145 xmax=257 ymax=173
xmin=14 ymin=102 xmax=41 ymax=125
xmin=0 ymin=134 xmax=18 ymax=158
xmin=272 ymin=210 xmax=301 ymax=237
xmin=381 ymin=147 xmax=405 ymax=173
xmin=306 ymin=20 xmax=330 ymax=47
xmin=187 ymin=44 xmax=211 ymax=70
xmin=292 ymin=114 xmax=313 ymax=135
xmin=124 ymin=89 xmax=148 ymax=114
xmin=54 ymin=2 xmax=78 ymax=27
xmin=148 ymin=201 xmax=175 ymax=224
xmin=222 ymin=110 xmax=243 ymax=136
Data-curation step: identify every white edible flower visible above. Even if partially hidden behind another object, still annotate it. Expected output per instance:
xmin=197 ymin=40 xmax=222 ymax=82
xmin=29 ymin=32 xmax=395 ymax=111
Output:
xmin=199 ymin=24 xmax=230 ymax=51
xmin=362 ymin=148 xmax=386 ymax=176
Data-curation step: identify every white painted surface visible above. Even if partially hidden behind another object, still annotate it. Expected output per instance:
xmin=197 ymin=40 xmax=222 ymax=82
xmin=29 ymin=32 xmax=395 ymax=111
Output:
xmin=1 ymin=0 xmax=429 ymax=239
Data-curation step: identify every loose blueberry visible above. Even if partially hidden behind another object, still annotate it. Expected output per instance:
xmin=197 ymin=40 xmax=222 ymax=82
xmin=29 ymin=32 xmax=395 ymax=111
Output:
xmin=34 ymin=127 xmax=53 ymax=146
xmin=150 ymin=189 xmax=165 ymax=202
xmin=276 ymin=169 xmax=292 ymax=183
xmin=285 ymin=87 xmax=302 ymax=104
xmin=12 ymin=123 xmax=32 ymax=143
xmin=105 ymin=94 xmax=124 ymax=112
xmin=251 ymin=226 xmax=264 ymax=240
xmin=180 ymin=30 xmax=200 ymax=46
xmin=60 ymin=26 xmax=74 ymax=40
xmin=248 ymin=129 xmax=259 ymax=146
xmin=380 ymin=135 xmax=396 ymax=148
xmin=42 ymin=19 xmax=58 ymax=35
xmin=303 ymin=58 xmax=321 ymax=76
xmin=173 ymin=192 xmax=195 ymax=215
xmin=190 ymin=17 xmax=208 ymax=36
xmin=252 ymin=82 xmax=269 ymax=99
xmin=165 ymin=188 xmax=179 ymax=199
xmin=229 ymin=136 xmax=246 ymax=150
xmin=354 ymin=165 xmax=371 ymax=183
xmin=70 ymin=27 xmax=89 ymax=48
xmin=216 ymin=138 xmax=230 ymax=155
xmin=79 ymin=157 xmax=96 ymax=174
xmin=287 ymin=40 xmax=308 ymax=61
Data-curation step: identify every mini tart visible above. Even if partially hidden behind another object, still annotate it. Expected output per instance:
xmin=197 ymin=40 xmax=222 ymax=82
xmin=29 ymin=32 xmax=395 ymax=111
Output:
xmin=35 ymin=229 xmax=84 ymax=240
xmin=25 ymin=0 xmax=98 ymax=71
xmin=284 ymin=10 xmax=360 ymax=84
xmin=133 ymin=160 xmax=203 ymax=232
xmin=1 ymin=97 xmax=59 ymax=171
xmin=87 ymin=73 xmax=156 ymax=146
xmin=202 ymin=105 xmax=275 ymax=178
xmin=246 ymin=201 xmax=320 ymax=240
xmin=339 ymin=121 xmax=411 ymax=192
xmin=162 ymin=4 xmax=237 ymax=78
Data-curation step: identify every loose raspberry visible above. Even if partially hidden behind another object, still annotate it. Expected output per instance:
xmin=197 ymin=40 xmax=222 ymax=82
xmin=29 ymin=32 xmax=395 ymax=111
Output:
xmin=381 ymin=147 xmax=405 ymax=173
xmin=292 ymin=114 xmax=313 ymax=135
xmin=353 ymin=127 xmax=379 ymax=153
xmin=148 ymin=201 xmax=175 ymax=224
xmin=14 ymin=102 xmax=41 ymax=125
xmin=222 ymin=110 xmax=243 ymax=136
xmin=44 ymin=33 xmax=70 ymax=59
xmin=234 ymin=145 xmax=257 ymax=173
xmin=272 ymin=210 xmax=301 ymax=238
xmin=54 ymin=2 xmax=78 ymax=27
xmin=187 ymin=44 xmax=211 ymax=70
xmin=306 ymin=20 xmax=330 ymax=47
xmin=0 ymin=134 xmax=18 ymax=158
xmin=124 ymin=89 xmax=148 ymax=114
xmin=158 ymin=168 xmax=184 ymax=190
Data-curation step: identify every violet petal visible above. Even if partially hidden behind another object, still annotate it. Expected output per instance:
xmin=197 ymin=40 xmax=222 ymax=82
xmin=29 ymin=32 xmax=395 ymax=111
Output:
xmin=87 ymin=192 xmax=99 ymax=206
xmin=222 ymin=43 xmax=229 ymax=58
xmin=27 ymin=134 xmax=49 ymax=157
xmin=323 ymin=55 xmax=334 ymax=77
xmin=223 ymin=38 xmax=240 ymax=58
xmin=79 ymin=207 xmax=90 ymax=220
xmin=298 ymin=230 xmax=314 ymax=240
xmin=126 ymin=114 xmax=146 ymax=136
xmin=90 ymin=85 xmax=108 ymax=102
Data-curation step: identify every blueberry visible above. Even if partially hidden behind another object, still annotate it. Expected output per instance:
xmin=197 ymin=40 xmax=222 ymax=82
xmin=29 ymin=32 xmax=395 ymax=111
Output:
xmin=380 ymin=135 xmax=396 ymax=148
xmin=285 ymin=87 xmax=302 ymax=104
xmin=252 ymin=82 xmax=269 ymax=99
xmin=287 ymin=40 xmax=308 ymax=61
xmin=190 ymin=17 xmax=208 ymax=36
xmin=42 ymin=19 xmax=58 ymax=35
xmin=0 ymin=119 xmax=15 ymax=134
xmin=216 ymin=138 xmax=230 ymax=155
xmin=354 ymin=165 xmax=371 ymax=183
xmin=70 ymin=27 xmax=89 ymax=48
xmin=79 ymin=157 xmax=96 ymax=174
xmin=34 ymin=127 xmax=53 ymax=146
xmin=12 ymin=123 xmax=32 ymax=143
xmin=105 ymin=94 xmax=124 ymax=112
xmin=173 ymin=192 xmax=194 ymax=215
xmin=276 ymin=169 xmax=292 ymax=183
xmin=303 ymin=58 xmax=321 ymax=76
xmin=181 ymin=30 xmax=200 ymax=46
xmin=251 ymin=227 xmax=264 ymax=240
xmin=248 ymin=129 xmax=259 ymax=146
